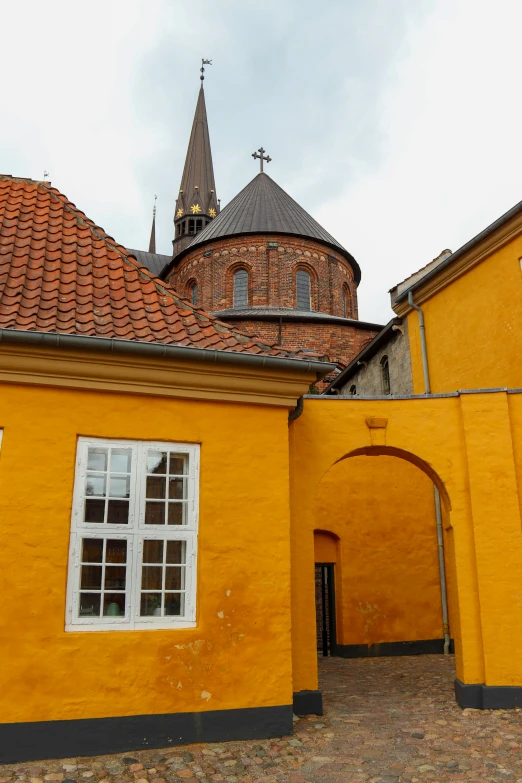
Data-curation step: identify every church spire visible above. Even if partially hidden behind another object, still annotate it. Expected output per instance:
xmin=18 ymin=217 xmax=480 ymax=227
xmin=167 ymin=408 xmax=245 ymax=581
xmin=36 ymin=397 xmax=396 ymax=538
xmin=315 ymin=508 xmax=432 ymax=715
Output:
xmin=149 ymin=195 xmax=157 ymax=254
xmin=173 ymin=61 xmax=219 ymax=258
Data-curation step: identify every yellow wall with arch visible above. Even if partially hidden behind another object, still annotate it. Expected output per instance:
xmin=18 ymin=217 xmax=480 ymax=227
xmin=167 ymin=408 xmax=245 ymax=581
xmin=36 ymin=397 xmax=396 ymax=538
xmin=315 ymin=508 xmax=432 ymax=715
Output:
xmin=0 ymin=382 xmax=294 ymax=724
xmin=290 ymin=392 xmax=522 ymax=696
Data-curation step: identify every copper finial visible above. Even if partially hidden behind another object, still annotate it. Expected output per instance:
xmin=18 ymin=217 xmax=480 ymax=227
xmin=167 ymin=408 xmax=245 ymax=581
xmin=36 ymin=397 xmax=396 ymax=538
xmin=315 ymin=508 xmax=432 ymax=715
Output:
xmin=200 ymin=58 xmax=212 ymax=83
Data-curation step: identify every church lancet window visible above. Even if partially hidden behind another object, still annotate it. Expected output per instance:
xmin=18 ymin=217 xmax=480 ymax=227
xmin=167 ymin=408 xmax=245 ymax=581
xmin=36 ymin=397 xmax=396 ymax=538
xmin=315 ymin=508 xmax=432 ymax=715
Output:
xmin=233 ymin=269 xmax=249 ymax=308
xmin=343 ymin=284 xmax=351 ymax=318
xmin=296 ymin=270 xmax=311 ymax=310
xmin=381 ymin=355 xmax=391 ymax=395
xmin=188 ymin=281 xmax=198 ymax=306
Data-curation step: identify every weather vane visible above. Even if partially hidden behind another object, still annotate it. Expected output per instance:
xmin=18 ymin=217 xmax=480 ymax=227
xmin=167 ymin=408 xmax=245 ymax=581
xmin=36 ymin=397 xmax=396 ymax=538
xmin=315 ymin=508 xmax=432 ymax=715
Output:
xmin=252 ymin=148 xmax=271 ymax=173
xmin=153 ymin=194 xmax=157 ymax=217
xmin=200 ymin=58 xmax=212 ymax=83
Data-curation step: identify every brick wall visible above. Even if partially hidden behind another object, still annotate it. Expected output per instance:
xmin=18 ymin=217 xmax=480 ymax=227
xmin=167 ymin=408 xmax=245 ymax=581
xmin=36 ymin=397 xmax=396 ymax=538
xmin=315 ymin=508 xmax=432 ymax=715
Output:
xmin=226 ymin=318 xmax=377 ymax=367
xmin=168 ymin=234 xmax=359 ymax=319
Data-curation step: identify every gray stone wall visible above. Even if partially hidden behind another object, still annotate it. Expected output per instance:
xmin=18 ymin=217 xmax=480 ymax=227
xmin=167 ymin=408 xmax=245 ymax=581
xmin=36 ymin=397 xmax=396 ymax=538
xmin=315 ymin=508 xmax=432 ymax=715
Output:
xmin=340 ymin=320 xmax=413 ymax=397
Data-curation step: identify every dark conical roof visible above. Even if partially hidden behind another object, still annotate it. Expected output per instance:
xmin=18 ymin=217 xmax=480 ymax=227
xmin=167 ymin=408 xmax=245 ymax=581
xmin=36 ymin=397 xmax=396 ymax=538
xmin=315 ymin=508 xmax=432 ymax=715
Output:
xmin=174 ymin=87 xmax=218 ymax=220
xmin=177 ymin=172 xmax=360 ymax=282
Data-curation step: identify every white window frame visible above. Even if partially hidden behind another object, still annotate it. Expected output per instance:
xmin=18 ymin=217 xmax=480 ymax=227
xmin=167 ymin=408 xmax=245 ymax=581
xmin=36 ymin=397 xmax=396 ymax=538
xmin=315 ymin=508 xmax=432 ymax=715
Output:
xmin=66 ymin=438 xmax=199 ymax=632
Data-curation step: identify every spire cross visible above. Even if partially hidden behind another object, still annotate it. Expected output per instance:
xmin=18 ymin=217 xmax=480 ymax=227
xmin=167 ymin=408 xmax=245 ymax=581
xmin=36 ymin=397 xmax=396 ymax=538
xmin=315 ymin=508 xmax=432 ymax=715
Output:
xmin=252 ymin=147 xmax=271 ymax=173
xmin=200 ymin=58 xmax=212 ymax=83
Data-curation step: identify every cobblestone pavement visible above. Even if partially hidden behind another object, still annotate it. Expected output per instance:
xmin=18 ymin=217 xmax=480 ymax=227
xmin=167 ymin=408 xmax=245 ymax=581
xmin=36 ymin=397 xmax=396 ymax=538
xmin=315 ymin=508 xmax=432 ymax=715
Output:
xmin=2 ymin=655 xmax=522 ymax=783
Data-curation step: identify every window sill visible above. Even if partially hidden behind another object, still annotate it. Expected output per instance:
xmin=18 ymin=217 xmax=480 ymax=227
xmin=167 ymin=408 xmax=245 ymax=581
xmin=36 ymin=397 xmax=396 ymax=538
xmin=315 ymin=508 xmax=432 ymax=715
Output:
xmin=65 ymin=620 xmax=197 ymax=632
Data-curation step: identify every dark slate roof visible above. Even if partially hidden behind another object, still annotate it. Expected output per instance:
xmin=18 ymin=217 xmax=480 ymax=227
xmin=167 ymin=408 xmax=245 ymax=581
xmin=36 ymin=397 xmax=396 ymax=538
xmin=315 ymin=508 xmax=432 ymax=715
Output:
xmin=174 ymin=87 xmax=218 ymax=220
xmin=214 ymin=306 xmax=383 ymax=330
xmin=126 ymin=248 xmax=172 ymax=278
xmin=172 ymin=173 xmax=361 ymax=282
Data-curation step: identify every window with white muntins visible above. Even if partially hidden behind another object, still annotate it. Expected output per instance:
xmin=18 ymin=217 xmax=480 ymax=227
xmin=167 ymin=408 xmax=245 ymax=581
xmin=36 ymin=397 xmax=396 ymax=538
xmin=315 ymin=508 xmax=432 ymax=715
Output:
xmin=66 ymin=438 xmax=199 ymax=631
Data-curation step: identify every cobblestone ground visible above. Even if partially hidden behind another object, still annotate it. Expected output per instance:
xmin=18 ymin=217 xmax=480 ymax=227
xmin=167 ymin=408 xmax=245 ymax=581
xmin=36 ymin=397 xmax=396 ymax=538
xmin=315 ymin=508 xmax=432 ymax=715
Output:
xmin=2 ymin=655 xmax=522 ymax=783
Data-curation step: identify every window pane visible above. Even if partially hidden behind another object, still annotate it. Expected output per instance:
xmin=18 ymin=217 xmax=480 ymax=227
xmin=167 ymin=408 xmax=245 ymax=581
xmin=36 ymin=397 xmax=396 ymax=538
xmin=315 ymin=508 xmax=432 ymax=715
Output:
xmin=166 ymin=540 xmax=185 ymax=564
xmin=169 ymin=454 xmax=188 ymax=475
xmin=166 ymin=566 xmax=185 ymax=590
xmin=87 ymin=448 xmax=107 ymax=472
xmin=147 ymin=476 xmax=166 ymax=499
xmin=145 ymin=501 xmax=166 ymax=525
xmin=168 ymin=502 xmax=186 ymax=526
xmin=81 ymin=565 xmax=102 ymax=590
xmin=142 ymin=566 xmax=162 ymax=590
xmin=140 ymin=593 xmax=162 ymax=616
xmin=104 ymin=566 xmax=126 ymax=590
xmin=143 ymin=540 xmax=163 ymax=563
xmin=109 ymin=475 xmax=130 ymax=499
xmin=84 ymin=498 xmax=105 ymax=523
xmin=103 ymin=593 xmax=125 ymax=617
xmin=110 ymin=448 xmax=131 ymax=473
xmin=82 ymin=538 xmax=103 ymax=563
xmin=233 ymin=269 xmax=248 ymax=308
xmin=165 ymin=593 xmax=184 ymax=616
xmin=80 ymin=593 xmax=101 ymax=617
xmin=296 ymin=270 xmax=311 ymax=310
xmin=86 ymin=474 xmax=106 ymax=496
xmin=148 ymin=451 xmax=167 ymax=474
xmin=168 ymin=477 xmax=186 ymax=500
xmin=106 ymin=539 xmax=127 ymax=563
xmin=107 ymin=499 xmax=129 ymax=524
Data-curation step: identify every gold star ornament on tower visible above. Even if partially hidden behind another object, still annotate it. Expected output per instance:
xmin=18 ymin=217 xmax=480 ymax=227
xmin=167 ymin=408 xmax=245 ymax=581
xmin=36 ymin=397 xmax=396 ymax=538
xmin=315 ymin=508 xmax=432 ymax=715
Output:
xmin=190 ymin=204 xmax=202 ymax=214
xmin=209 ymin=208 xmax=216 ymax=218
xmin=176 ymin=208 xmax=184 ymax=218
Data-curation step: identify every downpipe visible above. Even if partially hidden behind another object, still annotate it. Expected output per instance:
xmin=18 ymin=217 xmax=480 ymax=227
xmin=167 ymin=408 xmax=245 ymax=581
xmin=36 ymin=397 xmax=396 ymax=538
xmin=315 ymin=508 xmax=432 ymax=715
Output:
xmin=408 ymin=291 xmax=450 ymax=653
xmin=434 ymin=485 xmax=451 ymax=655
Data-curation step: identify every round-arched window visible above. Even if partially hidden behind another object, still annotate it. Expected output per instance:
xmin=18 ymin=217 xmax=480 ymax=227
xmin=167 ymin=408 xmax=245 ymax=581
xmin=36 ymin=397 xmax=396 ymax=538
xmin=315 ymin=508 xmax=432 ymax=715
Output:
xmin=296 ymin=270 xmax=311 ymax=310
xmin=380 ymin=355 xmax=391 ymax=395
xmin=188 ymin=281 xmax=198 ymax=306
xmin=233 ymin=269 xmax=249 ymax=308
xmin=343 ymin=285 xmax=351 ymax=318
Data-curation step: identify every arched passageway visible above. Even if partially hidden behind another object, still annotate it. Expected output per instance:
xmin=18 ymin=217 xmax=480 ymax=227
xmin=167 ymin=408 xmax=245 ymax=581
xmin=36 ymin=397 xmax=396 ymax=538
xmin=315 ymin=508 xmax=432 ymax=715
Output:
xmin=313 ymin=451 xmax=458 ymax=659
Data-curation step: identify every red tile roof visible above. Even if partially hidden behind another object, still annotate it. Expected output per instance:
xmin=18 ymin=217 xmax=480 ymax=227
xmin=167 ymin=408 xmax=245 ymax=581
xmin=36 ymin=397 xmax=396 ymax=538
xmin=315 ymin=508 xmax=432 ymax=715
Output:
xmin=0 ymin=175 xmax=312 ymax=359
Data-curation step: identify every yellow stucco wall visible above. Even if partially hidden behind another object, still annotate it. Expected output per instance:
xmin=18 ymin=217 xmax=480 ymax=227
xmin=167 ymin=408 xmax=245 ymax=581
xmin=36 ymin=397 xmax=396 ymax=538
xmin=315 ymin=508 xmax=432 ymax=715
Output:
xmin=0 ymin=383 xmax=293 ymax=724
xmin=290 ymin=392 xmax=522 ymax=694
xmin=314 ymin=456 xmax=445 ymax=647
xmin=407 ymin=239 xmax=522 ymax=393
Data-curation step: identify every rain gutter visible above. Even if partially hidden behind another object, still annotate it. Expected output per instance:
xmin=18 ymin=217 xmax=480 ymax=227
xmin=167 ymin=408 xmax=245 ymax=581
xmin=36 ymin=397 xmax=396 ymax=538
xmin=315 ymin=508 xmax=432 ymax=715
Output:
xmin=0 ymin=328 xmax=337 ymax=378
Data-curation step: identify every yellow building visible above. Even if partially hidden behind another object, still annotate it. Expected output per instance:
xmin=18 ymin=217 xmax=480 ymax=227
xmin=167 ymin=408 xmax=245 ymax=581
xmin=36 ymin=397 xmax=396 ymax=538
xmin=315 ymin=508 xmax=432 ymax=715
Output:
xmin=0 ymin=171 xmax=521 ymax=764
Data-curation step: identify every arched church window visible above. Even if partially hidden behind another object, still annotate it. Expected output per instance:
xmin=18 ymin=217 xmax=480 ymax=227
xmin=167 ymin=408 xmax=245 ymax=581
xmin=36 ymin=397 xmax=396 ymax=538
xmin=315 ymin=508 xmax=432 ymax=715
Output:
xmin=233 ymin=269 xmax=249 ymax=308
xmin=349 ymin=384 xmax=357 ymax=396
xmin=296 ymin=270 xmax=311 ymax=310
xmin=343 ymin=284 xmax=351 ymax=318
xmin=188 ymin=281 xmax=198 ymax=306
xmin=381 ymin=355 xmax=391 ymax=395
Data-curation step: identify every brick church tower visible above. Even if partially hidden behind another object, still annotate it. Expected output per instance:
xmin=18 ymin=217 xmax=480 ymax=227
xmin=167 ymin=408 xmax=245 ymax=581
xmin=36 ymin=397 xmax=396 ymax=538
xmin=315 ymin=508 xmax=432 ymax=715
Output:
xmin=134 ymin=74 xmax=384 ymax=375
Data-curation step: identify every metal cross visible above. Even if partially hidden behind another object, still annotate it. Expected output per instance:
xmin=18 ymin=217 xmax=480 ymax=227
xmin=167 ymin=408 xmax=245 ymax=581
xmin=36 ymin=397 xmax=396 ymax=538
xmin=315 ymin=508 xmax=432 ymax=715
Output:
xmin=252 ymin=147 xmax=272 ymax=172
xmin=200 ymin=58 xmax=212 ymax=83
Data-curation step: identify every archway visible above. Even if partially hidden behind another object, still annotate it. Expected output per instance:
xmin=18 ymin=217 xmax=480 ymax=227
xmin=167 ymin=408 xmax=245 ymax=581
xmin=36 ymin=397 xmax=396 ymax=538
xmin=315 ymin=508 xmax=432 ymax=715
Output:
xmin=314 ymin=448 xmax=458 ymax=659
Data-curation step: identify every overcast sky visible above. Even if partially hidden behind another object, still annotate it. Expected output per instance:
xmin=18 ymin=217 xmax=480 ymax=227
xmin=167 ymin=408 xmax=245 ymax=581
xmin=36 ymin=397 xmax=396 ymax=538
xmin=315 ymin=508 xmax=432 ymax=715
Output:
xmin=2 ymin=0 xmax=522 ymax=324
